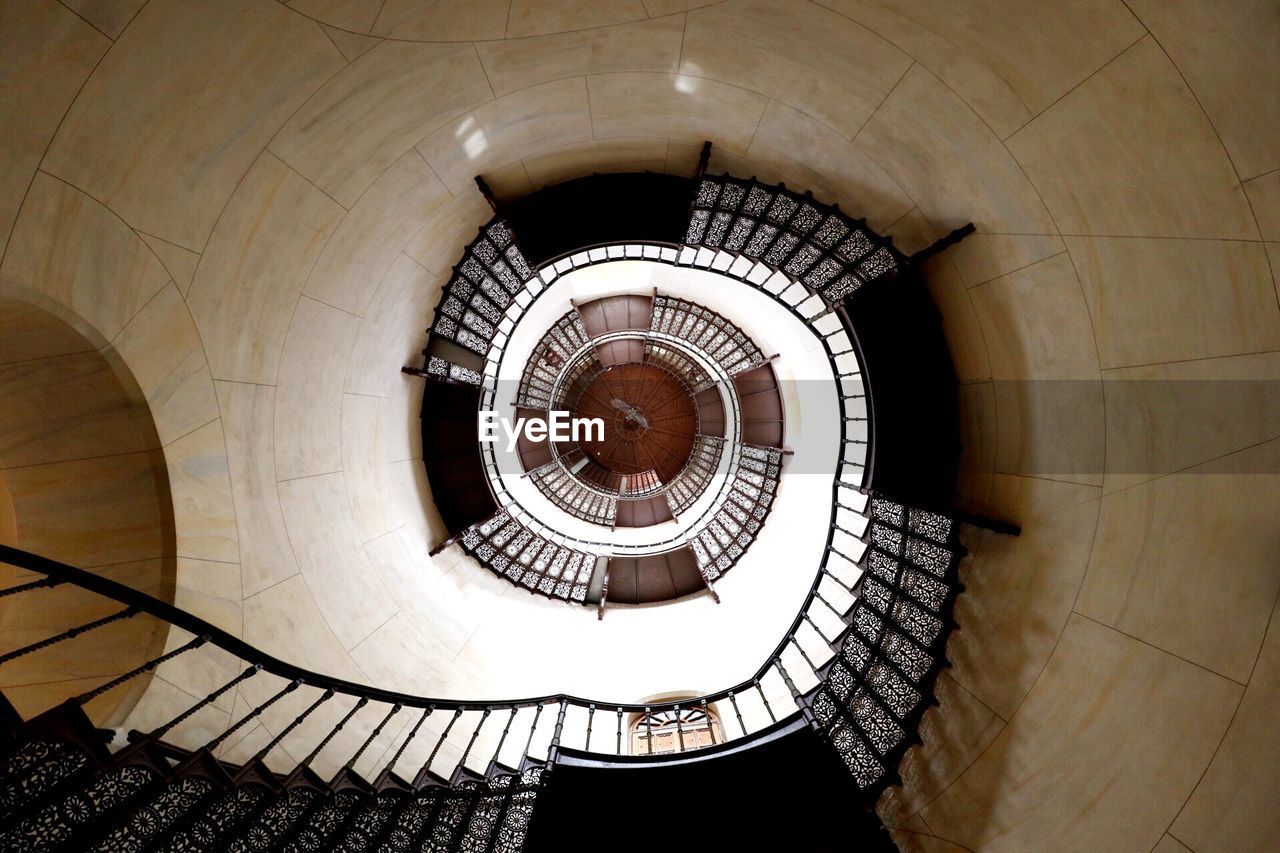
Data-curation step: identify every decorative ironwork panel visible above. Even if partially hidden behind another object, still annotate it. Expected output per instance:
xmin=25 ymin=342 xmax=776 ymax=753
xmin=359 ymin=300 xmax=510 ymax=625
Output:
xmin=808 ymin=496 xmax=962 ymax=795
xmin=0 ymin=739 xmax=90 ymax=817
xmin=684 ymin=174 xmax=903 ymax=306
xmin=89 ymin=775 xmax=217 ymax=851
xmin=430 ymin=220 xmax=536 ymax=359
xmin=225 ymin=787 xmax=319 ymax=853
xmin=0 ymin=763 xmax=158 ymax=850
xmin=165 ymin=784 xmax=269 ymax=852
xmin=460 ymin=512 xmax=599 ymax=604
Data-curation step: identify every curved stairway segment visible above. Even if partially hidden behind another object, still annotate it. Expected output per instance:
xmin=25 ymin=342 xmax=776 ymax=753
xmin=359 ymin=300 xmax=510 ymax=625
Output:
xmin=0 ymin=484 xmax=962 ymax=847
xmin=414 ymin=168 xmax=923 ymax=607
xmin=0 ymin=159 xmax=969 ymax=848
xmin=512 ymin=292 xmax=774 ymax=539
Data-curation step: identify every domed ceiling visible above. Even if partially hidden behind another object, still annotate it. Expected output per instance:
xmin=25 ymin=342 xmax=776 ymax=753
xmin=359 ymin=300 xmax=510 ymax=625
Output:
xmin=1 ymin=0 xmax=1278 ymax=849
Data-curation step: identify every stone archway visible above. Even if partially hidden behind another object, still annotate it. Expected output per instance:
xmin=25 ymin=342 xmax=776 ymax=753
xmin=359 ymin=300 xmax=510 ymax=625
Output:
xmin=0 ymin=296 xmax=176 ymax=726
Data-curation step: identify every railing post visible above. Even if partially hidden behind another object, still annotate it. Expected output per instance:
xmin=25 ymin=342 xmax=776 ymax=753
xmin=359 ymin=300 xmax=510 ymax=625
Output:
xmin=253 ymin=688 xmax=334 ymax=764
xmin=547 ymin=700 xmax=568 ymax=761
xmin=300 ymin=695 xmax=367 ymax=768
xmin=345 ymin=703 xmax=402 ymax=773
xmin=755 ymin=681 xmax=776 ymax=724
xmin=73 ymin=634 xmax=208 ymax=705
xmin=415 ymin=708 xmax=462 ymax=786
xmin=146 ymin=664 xmax=261 ymax=742
xmin=381 ymin=706 xmax=432 ymax=782
xmin=728 ymin=692 xmax=746 ymax=738
xmin=695 ymin=140 xmax=712 ymax=179
xmin=0 ymin=606 xmax=139 ymax=666
xmin=456 ymin=708 xmax=490 ymax=776
xmin=0 ymin=577 xmax=63 ymax=598
xmin=522 ymin=702 xmax=545 ymax=767
xmin=489 ymin=707 xmax=517 ymax=772
xmin=475 ymin=175 xmax=500 ymax=214
xmin=204 ymin=679 xmax=302 ymax=755
xmin=908 ymin=222 xmax=975 ymax=266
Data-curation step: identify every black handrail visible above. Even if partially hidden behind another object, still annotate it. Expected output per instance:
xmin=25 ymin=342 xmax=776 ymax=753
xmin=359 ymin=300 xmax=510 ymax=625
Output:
xmin=0 ymin=541 xmax=839 ymax=717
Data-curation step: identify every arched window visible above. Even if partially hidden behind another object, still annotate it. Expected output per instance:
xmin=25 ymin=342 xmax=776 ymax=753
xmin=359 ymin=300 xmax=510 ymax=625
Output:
xmin=629 ymin=705 xmax=722 ymax=755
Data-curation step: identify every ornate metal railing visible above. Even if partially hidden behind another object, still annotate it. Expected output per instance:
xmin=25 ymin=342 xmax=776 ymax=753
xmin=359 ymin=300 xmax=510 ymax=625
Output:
xmin=0 ymin=484 xmax=959 ymax=852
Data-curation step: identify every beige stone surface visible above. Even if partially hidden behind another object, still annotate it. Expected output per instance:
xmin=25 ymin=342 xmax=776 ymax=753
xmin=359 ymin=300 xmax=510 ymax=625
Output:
xmin=341 ymin=394 xmax=399 ymax=544
xmin=1172 ymin=590 xmax=1280 ymax=852
xmin=1079 ymin=440 xmax=1280 ymax=683
xmin=403 ymin=191 xmax=496 ymax=276
xmin=506 ymin=0 xmax=648 ymax=38
xmin=288 ymin=0 xmax=382 ymax=33
xmin=0 ymin=0 xmax=106 ymax=257
xmin=0 ymin=353 xmax=154 ymax=468
xmin=0 ymin=299 xmax=95 ymax=365
xmin=1150 ymin=836 xmax=1193 ymax=853
xmin=120 ymin=671 xmax=233 ymax=745
xmin=1101 ymin=351 xmax=1280 ymax=488
xmin=1245 ymin=169 xmax=1280 ymax=242
xmin=304 ymin=152 xmax=448 ymax=317
xmin=949 ymin=247 xmax=1073 ymax=354
xmin=946 ymin=234 xmax=1065 ymax=289
xmin=1125 ymin=0 xmax=1280 ymax=181
xmin=4 ymin=452 xmax=171 ymax=568
xmin=273 ymin=297 xmax=361 ymax=481
xmin=477 ymin=17 xmax=682 ymax=97
xmin=111 ymin=283 xmax=219 ymax=445
xmin=241 ymin=574 xmax=368 ymax=681
xmin=165 ymin=418 xmax=239 ymax=564
xmin=319 ymin=24 xmax=381 ymax=63
xmin=970 ymin=254 xmax=1103 ymax=482
xmin=215 ymin=381 xmax=300 ymax=597
xmin=1068 ymin=236 xmax=1280 ymax=368
xmin=2 ymin=172 xmax=169 ymax=341
xmin=1007 ymin=37 xmax=1258 ymax=240
xmin=642 ymin=0 xmax=719 ymax=14
xmin=925 ymin=614 xmax=1240 ymax=851
xmin=744 ymin=101 xmax=913 ymax=232
xmin=277 ymin=473 xmax=399 ymax=650
xmin=137 ymin=233 xmax=199 ymax=297
xmin=879 ymin=672 xmax=1005 ymax=825
xmin=42 ymin=0 xmax=342 ymax=250
xmin=819 ymin=0 xmax=1144 ymax=141
xmin=683 ymin=0 xmax=911 ymax=139
xmin=419 ymin=79 xmax=593 ymax=197
xmin=345 ymin=254 xmax=434 ymax=398
xmin=188 ymin=154 xmax=344 ymax=385
xmin=521 ymin=139 xmax=672 ymax=190
xmin=5 ymin=1 xmax=1280 ymax=843
xmin=855 ymin=64 xmax=1055 ymax=235
xmin=587 ymin=73 xmax=768 ymax=155
xmin=59 ymin=0 xmax=147 ymax=38
xmin=948 ymin=486 xmax=1099 ymax=719
xmin=372 ymin=0 xmax=508 ymax=41
xmin=270 ymin=41 xmax=490 ymax=207
xmin=922 ymin=257 xmax=991 ymax=383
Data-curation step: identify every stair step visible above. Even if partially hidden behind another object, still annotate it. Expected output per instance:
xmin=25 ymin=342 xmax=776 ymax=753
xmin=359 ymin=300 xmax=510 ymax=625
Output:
xmin=0 ymin=693 xmax=24 ymax=759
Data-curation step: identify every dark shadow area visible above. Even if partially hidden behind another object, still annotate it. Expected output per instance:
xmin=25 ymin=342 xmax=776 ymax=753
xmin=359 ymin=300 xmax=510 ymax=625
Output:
xmin=528 ymin=716 xmax=896 ymax=852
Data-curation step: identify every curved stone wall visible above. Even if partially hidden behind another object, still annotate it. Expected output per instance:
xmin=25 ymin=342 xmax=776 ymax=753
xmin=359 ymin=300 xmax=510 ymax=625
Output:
xmin=1 ymin=0 xmax=1277 ymax=848
xmin=0 ymin=297 xmax=174 ymax=725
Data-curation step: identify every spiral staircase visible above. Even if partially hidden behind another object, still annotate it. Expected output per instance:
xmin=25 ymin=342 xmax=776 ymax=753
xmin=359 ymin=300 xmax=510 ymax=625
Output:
xmin=0 ymin=144 xmax=995 ymax=851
